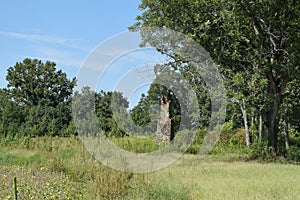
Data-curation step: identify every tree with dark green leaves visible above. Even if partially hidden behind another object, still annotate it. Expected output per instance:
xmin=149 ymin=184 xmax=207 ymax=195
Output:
xmin=0 ymin=89 xmax=25 ymax=139
xmin=6 ymin=58 xmax=76 ymax=107
xmin=131 ymin=0 xmax=300 ymax=150
xmin=3 ymin=58 xmax=77 ymax=137
xmin=130 ymin=93 xmax=152 ymax=127
xmin=96 ymin=90 xmax=129 ymax=137
xmin=73 ymin=87 xmax=130 ymax=138
xmin=280 ymin=77 xmax=300 ymax=148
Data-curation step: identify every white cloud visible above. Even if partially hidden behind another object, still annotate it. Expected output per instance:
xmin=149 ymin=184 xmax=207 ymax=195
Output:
xmin=0 ymin=30 xmax=89 ymax=51
xmin=0 ymin=31 xmax=65 ymax=43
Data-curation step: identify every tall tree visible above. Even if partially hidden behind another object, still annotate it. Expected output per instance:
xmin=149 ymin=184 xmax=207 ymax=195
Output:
xmin=6 ymin=58 xmax=76 ymax=107
xmin=130 ymin=93 xmax=152 ymax=127
xmin=131 ymin=0 xmax=300 ymax=149
xmin=95 ymin=90 xmax=129 ymax=137
xmin=5 ymin=58 xmax=77 ymax=137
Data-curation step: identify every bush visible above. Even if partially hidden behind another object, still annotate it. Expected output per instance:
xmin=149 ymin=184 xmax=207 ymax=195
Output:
xmin=247 ymin=140 xmax=278 ymax=162
xmin=112 ymin=136 xmax=158 ymax=153
xmin=286 ymin=146 xmax=300 ymax=162
xmin=221 ymin=121 xmax=234 ymax=134
xmin=186 ymin=144 xmax=201 ymax=154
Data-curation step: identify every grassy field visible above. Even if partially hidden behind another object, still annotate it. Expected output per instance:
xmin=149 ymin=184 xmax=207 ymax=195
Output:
xmin=0 ymin=136 xmax=299 ymax=199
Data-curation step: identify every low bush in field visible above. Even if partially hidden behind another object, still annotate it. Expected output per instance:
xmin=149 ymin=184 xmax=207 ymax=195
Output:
xmin=287 ymin=146 xmax=300 ymax=162
xmin=246 ymin=140 xmax=278 ymax=162
xmin=186 ymin=128 xmax=246 ymax=155
xmin=112 ymin=136 xmax=158 ymax=153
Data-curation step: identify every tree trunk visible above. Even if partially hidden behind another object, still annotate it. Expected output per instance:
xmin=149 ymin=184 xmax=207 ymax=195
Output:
xmin=250 ymin=110 xmax=255 ymax=141
xmin=264 ymin=93 xmax=281 ymax=149
xmin=240 ymin=99 xmax=250 ymax=147
xmin=284 ymin=106 xmax=289 ymax=149
xmin=259 ymin=114 xmax=263 ymax=138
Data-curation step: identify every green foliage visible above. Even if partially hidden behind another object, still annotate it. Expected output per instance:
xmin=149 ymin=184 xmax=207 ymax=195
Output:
xmin=73 ymin=87 xmax=130 ymax=138
xmin=286 ymin=146 xmax=300 ymax=162
xmin=6 ymin=58 xmax=76 ymax=107
xmin=221 ymin=121 xmax=234 ymax=134
xmin=112 ymin=136 xmax=158 ymax=153
xmin=130 ymin=93 xmax=152 ymax=127
xmin=130 ymin=78 xmax=182 ymax=133
xmin=246 ymin=140 xmax=279 ymax=162
xmin=130 ymin=64 xmax=211 ymax=137
xmin=1 ymin=58 xmax=76 ymax=138
xmin=186 ymin=144 xmax=201 ymax=154
xmin=186 ymin=128 xmax=247 ymax=155
xmin=0 ymin=89 xmax=25 ymax=138
xmin=185 ymin=129 xmax=206 ymax=154
xmin=131 ymin=0 xmax=300 ymax=151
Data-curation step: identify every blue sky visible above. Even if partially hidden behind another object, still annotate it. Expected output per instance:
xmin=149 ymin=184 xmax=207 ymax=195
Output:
xmin=0 ymin=0 xmax=165 ymax=108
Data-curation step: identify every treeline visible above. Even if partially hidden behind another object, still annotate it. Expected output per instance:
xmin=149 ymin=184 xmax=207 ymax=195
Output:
xmin=0 ymin=58 xmax=131 ymax=139
xmin=0 ymin=56 xmax=299 ymax=161
xmin=130 ymin=0 xmax=300 ymax=153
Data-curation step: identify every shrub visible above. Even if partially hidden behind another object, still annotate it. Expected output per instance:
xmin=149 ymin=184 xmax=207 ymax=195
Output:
xmin=286 ymin=146 xmax=300 ymax=162
xmin=112 ymin=136 xmax=158 ymax=153
xmin=221 ymin=121 xmax=234 ymax=134
xmin=186 ymin=144 xmax=201 ymax=154
xmin=247 ymin=140 xmax=278 ymax=162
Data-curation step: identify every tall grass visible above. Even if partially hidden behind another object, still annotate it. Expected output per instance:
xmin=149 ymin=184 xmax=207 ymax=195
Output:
xmin=0 ymin=136 xmax=299 ymax=199
xmin=111 ymin=136 xmax=158 ymax=153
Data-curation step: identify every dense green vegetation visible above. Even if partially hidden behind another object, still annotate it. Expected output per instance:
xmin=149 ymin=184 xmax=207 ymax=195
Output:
xmin=0 ymin=58 xmax=76 ymax=138
xmin=130 ymin=0 xmax=300 ymax=153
